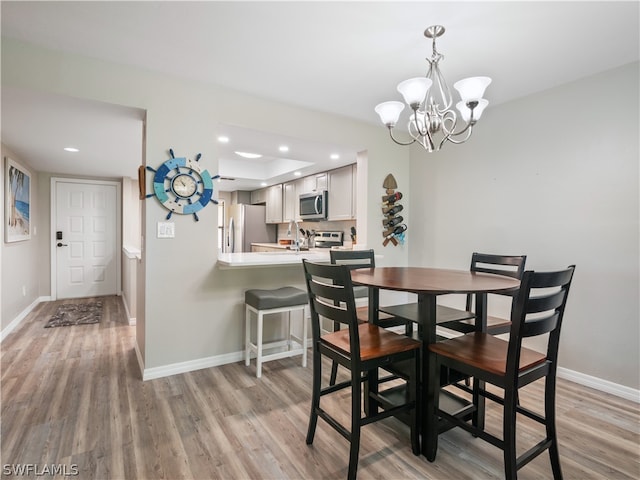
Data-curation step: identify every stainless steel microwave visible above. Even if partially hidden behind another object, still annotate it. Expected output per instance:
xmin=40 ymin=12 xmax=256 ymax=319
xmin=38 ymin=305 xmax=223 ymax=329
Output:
xmin=299 ymin=191 xmax=328 ymax=220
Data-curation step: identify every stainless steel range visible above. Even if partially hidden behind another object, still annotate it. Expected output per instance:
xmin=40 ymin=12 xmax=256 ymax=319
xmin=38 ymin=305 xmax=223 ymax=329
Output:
xmin=313 ymin=231 xmax=344 ymax=249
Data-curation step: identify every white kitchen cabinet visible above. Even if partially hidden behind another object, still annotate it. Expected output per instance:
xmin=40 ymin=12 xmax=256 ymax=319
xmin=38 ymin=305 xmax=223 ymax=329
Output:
xmin=250 ymin=188 xmax=267 ymax=205
xmin=265 ymin=184 xmax=283 ymax=223
xmin=352 ymin=163 xmax=357 ymax=219
xmin=283 ymin=181 xmax=297 ymax=222
xmin=301 ymin=172 xmax=327 ymax=194
xmin=328 ymin=165 xmax=355 ymax=220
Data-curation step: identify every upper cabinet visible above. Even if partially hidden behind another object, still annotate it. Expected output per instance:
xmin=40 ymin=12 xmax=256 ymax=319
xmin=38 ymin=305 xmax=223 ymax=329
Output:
xmin=250 ymin=164 xmax=356 ymax=223
xmin=301 ymin=172 xmax=327 ymax=194
xmin=328 ymin=165 xmax=356 ymax=221
xmin=250 ymin=188 xmax=267 ymax=205
xmin=283 ymin=181 xmax=297 ymax=222
xmin=265 ymin=184 xmax=283 ymax=224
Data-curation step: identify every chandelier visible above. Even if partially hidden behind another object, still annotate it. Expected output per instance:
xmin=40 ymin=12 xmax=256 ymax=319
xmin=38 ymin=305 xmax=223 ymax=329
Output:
xmin=375 ymin=25 xmax=491 ymax=152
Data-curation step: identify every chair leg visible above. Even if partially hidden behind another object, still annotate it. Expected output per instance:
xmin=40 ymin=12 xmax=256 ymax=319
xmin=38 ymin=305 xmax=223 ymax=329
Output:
xmin=410 ymin=351 xmax=420 ymax=456
xmin=306 ymin=343 xmax=321 ymax=445
xmin=503 ymin=388 xmax=518 ymax=480
xmin=472 ymin=377 xmax=486 ymax=431
xmin=287 ymin=310 xmax=292 ymax=351
xmin=405 ymin=321 xmax=413 ymax=336
xmin=545 ymin=375 xmax=563 ymax=480
xmin=424 ymin=352 xmax=439 ymax=461
xmin=245 ymin=305 xmax=251 ymax=366
xmin=365 ymin=368 xmax=380 ymax=417
xmin=348 ymin=368 xmax=362 ymax=480
xmin=256 ymin=311 xmax=264 ymax=378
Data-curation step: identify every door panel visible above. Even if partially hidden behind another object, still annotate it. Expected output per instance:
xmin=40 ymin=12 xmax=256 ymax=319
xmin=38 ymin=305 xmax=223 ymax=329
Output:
xmin=55 ymin=181 xmax=117 ymax=299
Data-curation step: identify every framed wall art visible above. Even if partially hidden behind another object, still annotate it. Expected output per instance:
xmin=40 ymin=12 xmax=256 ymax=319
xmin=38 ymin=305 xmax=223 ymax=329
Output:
xmin=5 ymin=157 xmax=31 ymax=242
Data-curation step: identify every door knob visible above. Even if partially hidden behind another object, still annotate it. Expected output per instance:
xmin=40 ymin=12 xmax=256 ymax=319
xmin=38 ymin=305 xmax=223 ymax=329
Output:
xmin=57 ymin=242 xmax=68 ymax=247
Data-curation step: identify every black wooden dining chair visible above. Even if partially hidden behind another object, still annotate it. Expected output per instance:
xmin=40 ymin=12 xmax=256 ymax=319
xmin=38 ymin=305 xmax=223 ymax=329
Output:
xmin=424 ymin=265 xmax=575 ymax=480
xmin=302 ymin=260 xmax=421 ymax=480
xmin=438 ymin=252 xmax=527 ymax=335
xmin=328 ymin=249 xmax=409 ymax=385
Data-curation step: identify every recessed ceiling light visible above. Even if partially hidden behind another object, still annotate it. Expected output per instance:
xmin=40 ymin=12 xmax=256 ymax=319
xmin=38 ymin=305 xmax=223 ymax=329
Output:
xmin=217 ymin=136 xmax=229 ymax=143
xmin=279 ymin=145 xmax=289 ymax=153
xmin=64 ymin=147 xmax=79 ymax=152
xmin=330 ymin=153 xmax=340 ymax=160
xmin=235 ymin=151 xmax=263 ymax=159
xmin=294 ymin=171 xmax=301 ymax=176
xmin=260 ymin=182 xmax=267 ymax=187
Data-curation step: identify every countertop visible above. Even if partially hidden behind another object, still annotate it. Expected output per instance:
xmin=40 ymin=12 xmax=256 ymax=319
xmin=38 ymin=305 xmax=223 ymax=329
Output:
xmin=217 ymin=249 xmax=331 ymax=269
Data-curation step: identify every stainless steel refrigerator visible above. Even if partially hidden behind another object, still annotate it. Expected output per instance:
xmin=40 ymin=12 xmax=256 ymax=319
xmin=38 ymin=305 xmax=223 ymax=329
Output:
xmin=224 ymin=204 xmax=276 ymax=253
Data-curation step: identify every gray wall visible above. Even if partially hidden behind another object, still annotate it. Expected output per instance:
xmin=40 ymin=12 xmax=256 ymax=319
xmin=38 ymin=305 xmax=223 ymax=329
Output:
xmin=409 ymin=62 xmax=640 ymax=389
xmin=0 ymin=144 xmax=40 ymax=329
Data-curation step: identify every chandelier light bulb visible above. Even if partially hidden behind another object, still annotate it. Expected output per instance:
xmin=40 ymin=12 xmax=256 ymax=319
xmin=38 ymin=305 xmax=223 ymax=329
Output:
xmin=375 ymin=101 xmax=405 ymax=127
xmin=397 ymin=77 xmax=433 ymax=108
xmin=453 ymin=76 xmax=492 ymax=103
xmin=456 ymin=99 xmax=489 ymax=123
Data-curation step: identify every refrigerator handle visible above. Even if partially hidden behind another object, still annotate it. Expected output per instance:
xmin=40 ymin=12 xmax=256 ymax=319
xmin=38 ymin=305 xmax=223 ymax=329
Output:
xmin=228 ymin=217 xmax=234 ymax=253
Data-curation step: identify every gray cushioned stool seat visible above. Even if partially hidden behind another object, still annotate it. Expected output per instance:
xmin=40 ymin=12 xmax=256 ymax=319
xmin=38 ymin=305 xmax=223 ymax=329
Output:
xmin=245 ymin=286 xmax=308 ymax=311
xmin=245 ymin=286 xmax=309 ymax=378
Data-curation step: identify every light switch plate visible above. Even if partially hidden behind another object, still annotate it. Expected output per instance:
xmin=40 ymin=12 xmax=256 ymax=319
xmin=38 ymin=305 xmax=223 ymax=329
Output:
xmin=157 ymin=222 xmax=175 ymax=238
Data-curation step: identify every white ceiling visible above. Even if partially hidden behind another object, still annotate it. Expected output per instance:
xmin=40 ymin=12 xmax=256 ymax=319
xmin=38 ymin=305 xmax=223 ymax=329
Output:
xmin=1 ymin=1 xmax=638 ymax=191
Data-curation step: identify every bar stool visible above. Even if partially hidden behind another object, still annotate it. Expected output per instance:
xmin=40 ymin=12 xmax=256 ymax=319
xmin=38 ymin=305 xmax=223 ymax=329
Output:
xmin=245 ymin=286 xmax=309 ymax=378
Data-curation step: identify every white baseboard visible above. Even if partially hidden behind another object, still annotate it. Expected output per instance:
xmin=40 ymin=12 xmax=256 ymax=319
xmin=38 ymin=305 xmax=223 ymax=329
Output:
xmin=1 ymin=296 xmax=51 ymax=342
xmin=557 ymin=367 xmax=639 ymax=403
xmin=121 ymin=296 xmax=136 ymax=326
xmin=138 ymin=348 xmax=639 ymax=404
xmin=142 ymin=350 xmax=245 ymax=381
xmin=134 ymin=340 xmax=145 ymax=379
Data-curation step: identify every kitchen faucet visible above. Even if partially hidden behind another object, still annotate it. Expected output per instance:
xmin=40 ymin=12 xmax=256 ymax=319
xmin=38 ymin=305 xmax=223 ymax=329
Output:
xmin=287 ymin=220 xmax=301 ymax=252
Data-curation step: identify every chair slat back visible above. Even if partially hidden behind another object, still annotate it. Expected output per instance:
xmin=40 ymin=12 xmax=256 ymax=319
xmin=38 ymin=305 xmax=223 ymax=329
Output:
xmin=465 ymin=253 xmax=527 ymax=311
xmin=330 ymin=249 xmax=375 ymax=269
xmin=303 ymin=260 xmax=361 ymax=351
xmin=521 ymin=311 xmax=560 ymax=338
xmin=307 ymin=276 xmax=350 ymax=305
xmin=471 ymin=252 xmax=527 ymax=280
xmin=507 ymin=266 xmax=575 ymax=376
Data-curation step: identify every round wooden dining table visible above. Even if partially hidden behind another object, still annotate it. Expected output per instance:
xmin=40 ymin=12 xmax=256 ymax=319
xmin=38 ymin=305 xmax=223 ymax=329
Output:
xmin=349 ymin=266 xmax=520 ymax=457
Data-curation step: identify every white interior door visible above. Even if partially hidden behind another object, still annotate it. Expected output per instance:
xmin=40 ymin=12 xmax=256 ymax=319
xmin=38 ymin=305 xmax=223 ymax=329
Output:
xmin=54 ymin=180 xmax=118 ymax=299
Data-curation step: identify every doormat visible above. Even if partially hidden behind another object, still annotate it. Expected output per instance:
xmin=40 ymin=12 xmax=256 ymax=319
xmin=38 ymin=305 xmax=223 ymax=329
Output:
xmin=44 ymin=301 xmax=103 ymax=328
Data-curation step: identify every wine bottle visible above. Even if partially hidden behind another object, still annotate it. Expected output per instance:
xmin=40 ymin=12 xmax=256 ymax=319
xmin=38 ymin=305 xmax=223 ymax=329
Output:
xmin=382 ymin=215 xmax=403 ymax=227
xmin=384 ymin=204 xmax=403 ymax=216
xmin=381 ymin=191 xmax=403 ymax=205
xmin=383 ymin=223 xmax=408 ymax=238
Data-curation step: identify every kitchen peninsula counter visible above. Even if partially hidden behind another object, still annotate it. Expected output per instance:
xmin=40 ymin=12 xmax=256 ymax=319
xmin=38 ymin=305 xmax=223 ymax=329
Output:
xmin=217 ymin=249 xmax=331 ymax=269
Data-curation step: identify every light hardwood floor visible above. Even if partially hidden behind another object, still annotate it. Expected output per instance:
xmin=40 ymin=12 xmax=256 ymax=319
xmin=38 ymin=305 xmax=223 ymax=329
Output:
xmin=2 ymin=295 xmax=638 ymax=479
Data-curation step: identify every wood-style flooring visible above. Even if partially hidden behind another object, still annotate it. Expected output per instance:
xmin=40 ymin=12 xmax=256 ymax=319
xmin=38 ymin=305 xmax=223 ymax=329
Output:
xmin=2 ymin=295 xmax=638 ymax=479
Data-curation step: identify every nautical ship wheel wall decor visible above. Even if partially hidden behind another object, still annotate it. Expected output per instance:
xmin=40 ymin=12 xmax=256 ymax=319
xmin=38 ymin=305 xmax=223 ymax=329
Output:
xmin=145 ymin=148 xmax=219 ymax=221
xmin=381 ymin=173 xmax=407 ymax=247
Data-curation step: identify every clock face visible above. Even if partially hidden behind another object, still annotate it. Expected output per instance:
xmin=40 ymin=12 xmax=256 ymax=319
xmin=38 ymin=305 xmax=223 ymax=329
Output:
xmin=171 ymin=173 xmax=197 ymax=198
